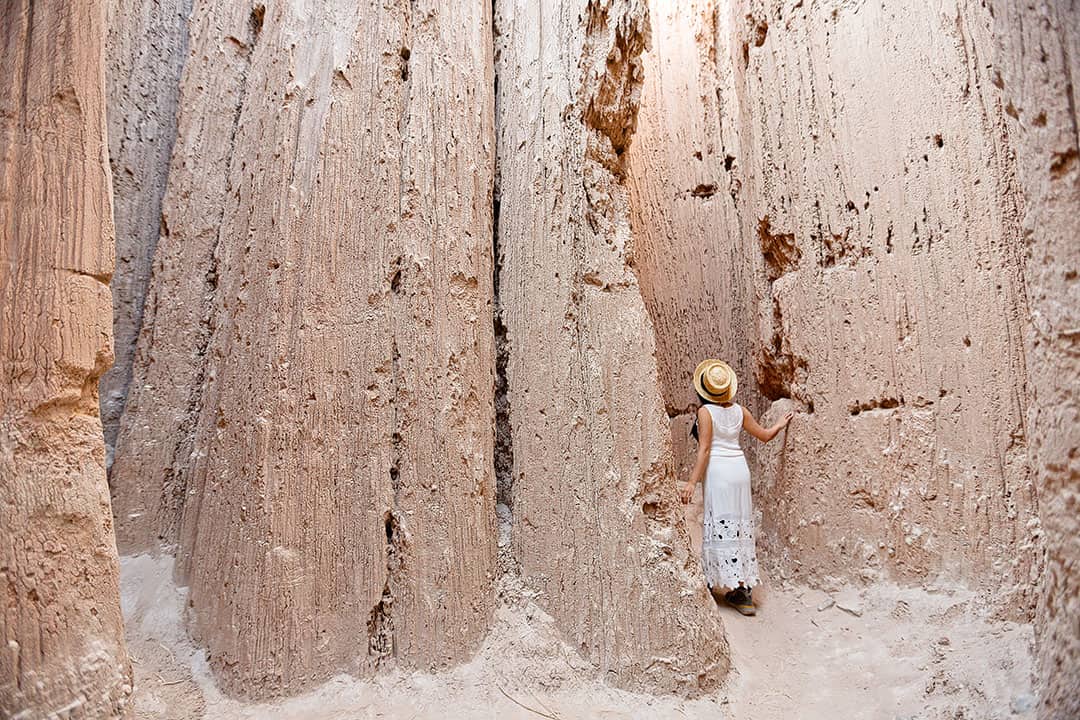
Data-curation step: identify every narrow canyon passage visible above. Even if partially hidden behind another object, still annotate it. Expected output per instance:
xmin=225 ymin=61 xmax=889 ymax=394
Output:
xmin=1 ymin=1 xmax=1077 ymax=719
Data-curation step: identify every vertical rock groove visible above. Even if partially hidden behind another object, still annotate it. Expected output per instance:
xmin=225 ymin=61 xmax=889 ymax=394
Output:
xmin=110 ymin=1 xmax=267 ymax=552
xmin=491 ymin=37 xmax=516 ymax=556
xmin=494 ymin=0 xmax=729 ymax=694
xmin=110 ymin=0 xmax=497 ymax=698
xmin=989 ymin=2 xmax=1080 ymax=716
xmin=0 ymin=1 xmax=133 ymax=716
xmin=101 ymin=0 xmax=193 ymax=460
xmin=169 ymin=0 xmax=263 ymax=562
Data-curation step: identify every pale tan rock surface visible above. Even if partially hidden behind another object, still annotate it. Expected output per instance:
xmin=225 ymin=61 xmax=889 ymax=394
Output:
xmin=122 ymin=553 xmax=1038 ymax=720
xmin=100 ymin=0 xmax=192 ymax=458
xmin=99 ymin=0 xmax=1079 ymax=709
xmin=989 ymin=2 xmax=1079 ymax=716
xmin=108 ymin=1 xmax=265 ymax=553
xmin=631 ymin=0 xmax=1040 ymax=611
xmin=0 ymin=0 xmax=133 ymax=716
xmin=110 ymin=0 xmax=497 ymax=698
xmin=494 ymin=0 xmax=729 ymax=694
xmin=628 ymin=0 xmax=756 ymax=416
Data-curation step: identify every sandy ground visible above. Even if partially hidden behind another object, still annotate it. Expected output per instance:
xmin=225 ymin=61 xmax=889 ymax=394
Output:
xmin=120 ymin=555 xmax=1038 ymax=720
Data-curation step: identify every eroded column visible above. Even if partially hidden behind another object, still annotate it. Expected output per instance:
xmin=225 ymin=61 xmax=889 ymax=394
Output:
xmin=990 ymin=2 xmax=1080 ymax=716
xmin=110 ymin=0 xmax=496 ymax=697
xmin=0 ymin=1 xmax=132 ymax=715
xmin=494 ymin=0 xmax=729 ymax=694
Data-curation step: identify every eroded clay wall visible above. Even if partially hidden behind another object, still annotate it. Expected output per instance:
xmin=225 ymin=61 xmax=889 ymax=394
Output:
xmin=631 ymin=0 xmax=1040 ymax=609
xmin=627 ymin=0 xmax=765 ymax=540
xmin=100 ymin=0 xmax=192 ymax=458
xmin=110 ymin=0 xmax=497 ymax=697
xmin=494 ymin=0 xmax=729 ymax=694
xmin=989 ymin=2 xmax=1079 ymax=716
xmin=0 ymin=1 xmax=132 ymax=715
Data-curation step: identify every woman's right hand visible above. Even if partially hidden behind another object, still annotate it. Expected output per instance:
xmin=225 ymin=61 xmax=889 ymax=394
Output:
xmin=680 ymin=481 xmax=695 ymax=504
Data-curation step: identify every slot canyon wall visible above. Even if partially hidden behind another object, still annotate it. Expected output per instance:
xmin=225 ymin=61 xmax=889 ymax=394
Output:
xmin=989 ymin=1 xmax=1079 ymax=715
xmin=102 ymin=0 xmax=727 ymax=701
xmin=3 ymin=0 xmax=1077 ymax=716
xmin=100 ymin=0 xmax=192 ymax=459
xmin=493 ymin=0 xmax=728 ymax=693
xmin=108 ymin=0 xmax=500 ymax=697
xmin=630 ymin=0 xmax=1041 ymax=614
xmin=0 ymin=1 xmax=132 ymax=716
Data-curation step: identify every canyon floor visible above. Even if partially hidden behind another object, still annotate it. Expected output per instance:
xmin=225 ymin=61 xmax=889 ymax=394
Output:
xmin=121 ymin=555 xmax=1038 ymax=720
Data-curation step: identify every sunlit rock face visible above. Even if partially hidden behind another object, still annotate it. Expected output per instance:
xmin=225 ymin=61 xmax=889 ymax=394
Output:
xmin=0 ymin=1 xmax=133 ymax=716
xmin=630 ymin=0 xmax=1039 ymax=615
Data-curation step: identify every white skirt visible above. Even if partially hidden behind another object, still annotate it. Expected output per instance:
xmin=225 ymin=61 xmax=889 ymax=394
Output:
xmin=701 ymin=452 xmax=761 ymax=589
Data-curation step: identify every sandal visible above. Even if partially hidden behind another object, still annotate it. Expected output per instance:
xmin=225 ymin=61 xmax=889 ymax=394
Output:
xmin=724 ymin=587 xmax=757 ymax=616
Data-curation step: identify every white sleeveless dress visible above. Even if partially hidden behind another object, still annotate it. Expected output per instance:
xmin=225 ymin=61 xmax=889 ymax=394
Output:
xmin=701 ymin=403 xmax=761 ymax=589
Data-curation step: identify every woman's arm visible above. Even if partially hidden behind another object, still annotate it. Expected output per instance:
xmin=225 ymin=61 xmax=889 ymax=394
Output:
xmin=681 ymin=406 xmax=712 ymax=503
xmin=742 ymin=405 xmax=794 ymax=442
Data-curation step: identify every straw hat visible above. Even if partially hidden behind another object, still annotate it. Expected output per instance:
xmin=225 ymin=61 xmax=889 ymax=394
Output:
xmin=694 ymin=359 xmax=738 ymax=403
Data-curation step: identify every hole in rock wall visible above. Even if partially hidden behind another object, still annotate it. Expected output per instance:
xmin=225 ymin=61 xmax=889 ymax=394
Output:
xmin=757 ymin=215 xmax=800 ymax=281
xmin=249 ymin=5 xmax=265 ymax=39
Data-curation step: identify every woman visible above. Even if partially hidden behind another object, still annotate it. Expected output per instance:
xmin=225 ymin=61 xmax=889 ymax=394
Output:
xmin=680 ymin=359 xmax=792 ymax=616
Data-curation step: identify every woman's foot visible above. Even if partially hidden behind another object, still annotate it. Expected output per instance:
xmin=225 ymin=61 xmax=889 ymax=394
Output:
xmin=724 ymin=587 xmax=756 ymax=616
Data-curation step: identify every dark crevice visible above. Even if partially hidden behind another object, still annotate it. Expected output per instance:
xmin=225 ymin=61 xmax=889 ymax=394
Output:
xmin=580 ymin=3 xmax=649 ymax=167
xmin=691 ymin=183 xmax=717 ymax=198
xmin=751 ymin=17 xmax=768 ymax=47
xmin=1049 ymin=147 xmax=1078 ymax=178
xmin=491 ymin=0 xmax=518 ymax=579
xmin=368 ymin=507 xmax=398 ymax=662
xmin=849 ymin=396 xmax=903 ymax=416
xmin=758 ymin=215 xmax=801 ymax=280
xmin=389 ymin=261 xmax=403 ymax=294
xmin=373 ymin=0 xmax=416 ymax=661
xmin=492 ymin=191 xmax=514 ymax=514
xmin=249 ymin=4 xmax=265 ymax=40
xmin=372 ymin=336 xmax=403 ymax=661
xmin=66 ymin=267 xmax=112 ymax=286
xmin=756 ymin=297 xmax=809 ymax=404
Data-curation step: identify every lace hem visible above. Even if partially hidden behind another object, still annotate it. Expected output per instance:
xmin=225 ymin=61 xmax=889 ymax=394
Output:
xmin=703 ymin=515 xmax=756 ymax=545
xmin=702 ymin=546 xmax=760 ymax=589
xmin=702 ymin=516 xmax=760 ymax=588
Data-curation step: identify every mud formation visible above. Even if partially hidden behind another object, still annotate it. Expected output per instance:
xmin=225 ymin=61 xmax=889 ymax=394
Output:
xmin=1 ymin=0 xmax=1077 ymax=717
xmin=102 ymin=0 xmax=724 ymax=700
xmin=989 ymin=2 xmax=1080 ymax=715
xmin=1 ymin=1 xmax=132 ymax=716
xmin=629 ymin=0 xmax=1077 ymax=714
xmin=108 ymin=0 xmax=500 ymax=697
